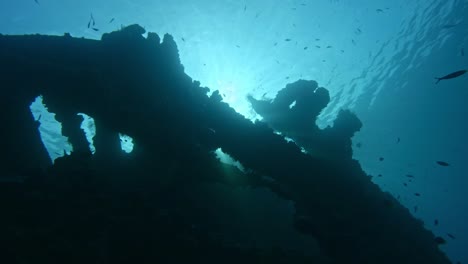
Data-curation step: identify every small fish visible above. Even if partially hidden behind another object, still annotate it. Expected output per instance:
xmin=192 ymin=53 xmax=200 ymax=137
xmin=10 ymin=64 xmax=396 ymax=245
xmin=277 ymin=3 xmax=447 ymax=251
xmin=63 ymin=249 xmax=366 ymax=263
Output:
xmin=403 ymin=183 xmax=407 ymax=187
xmin=285 ymin=76 xmax=290 ymax=79
xmin=274 ymin=42 xmax=278 ymax=46
xmin=181 ymin=37 xmax=185 ymax=42
xmin=109 ymin=18 xmax=115 ymax=23
xmin=434 ymin=219 xmax=439 ymax=226
xmin=435 ymin=70 xmax=467 ymax=84
xmin=92 ymin=28 xmax=99 ymax=31
xmin=378 ymin=174 xmax=382 ymax=177
xmin=406 ymin=174 xmax=414 ymax=178
xmin=414 ymin=205 xmax=418 ymax=212
xmin=236 ymin=45 xmax=240 ymax=48
xmin=376 ymin=9 xmax=384 ymax=13
xmin=436 ymin=161 xmax=450 ymax=166
xmin=340 ymin=49 xmax=345 ymax=53
xmin=285 ymin=38 xmax=291 ymax=42
xmin=461 ymin=48 xmax=465 ymax=57
xmin=352 ymin=39 xmax=356 ymax=45
xmin=442 ymin=23 xmax=460 ymax=29
xmin=379 ymin=157 xmax=384 ymax=161
xmin=326 ymin=45 xmax=332 ymax=48
xmin=292 ymin=23 xmax=296 ymax=27
xmin=447 ymin=233 xmax=456 ymax=239
xmin=244 ymin=5 xmax=246 ymax=11
xmin=90 ymin=13 xmax=96 ymax=26
xmin=34 ymin=0 xmax=39 ymax=4
xmin=87 ymin=21 xmax=91 ymax=28
xmin=315 ymin=45 xmax=321 ymax=48
xmin=434 ymin=236 xmax=446 ymax=245
xmin=304 ymin=46 xmax=308 ymax=50
xmin=356 ymin=142 xmax=362 ymax=148
xmin=397 ymin=137 xmax=400 ymax=143
xmin=315 ymin=38 xmax=320 ymax=41
xmin=356 ymin=28 xmax=362 ymax=34
xmin=414 ymin=192 xmax=421 ymax=197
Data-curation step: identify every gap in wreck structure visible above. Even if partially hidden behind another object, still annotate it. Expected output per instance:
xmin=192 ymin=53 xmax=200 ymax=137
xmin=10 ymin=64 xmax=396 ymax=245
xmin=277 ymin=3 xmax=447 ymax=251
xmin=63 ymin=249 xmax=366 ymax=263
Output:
xmin=77 ymin=113 xmax=96 ymax=154
xmin=29 ymin=95 xmax=73 ymax=163
xmin=119 ymin=133 xmax=134 ymax=153
xmin=77 ymin=113 xmax=134 ymax=154
xmin=214 ymin=148 xmax=246 ymax=173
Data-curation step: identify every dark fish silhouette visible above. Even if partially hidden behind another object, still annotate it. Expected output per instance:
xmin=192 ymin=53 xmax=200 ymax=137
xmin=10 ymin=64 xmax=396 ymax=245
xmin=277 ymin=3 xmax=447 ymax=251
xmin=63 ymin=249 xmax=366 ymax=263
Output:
xmin=109 ymin=18 xmax=115 ymax=23
xmin=435 ymin=70 xmax=467 ymax=84
xmin=397 ymin=137 xmax=400 ymax=143
xmin=436 ymin=161 xmax=450 ymax=166
xmin=92 ymin=28 xmax=99 ymax=31
xmin=34 ymin=0 xmax=39 ymax=4
xmin=406 ymin=174 xmax=414 ymax=178
xmin=303 ymin=46 xmax=308 ymax=50
xmin=434 ymin=219 xmax=439 ymax=226
xmin=414 ymin=193 xmax=421 ymax=197
xmin=447 ymin=233 xmax=456 ymax=239
xmin=442 ymin=23 xmax=460 ymax=29
xmin=376 ymin=9 xmax=384 ymax=13
xmin=379 ymin=157 xmax=384 ymax=161
xmin=434 ymin=236 xmax=446 ymax=245
xmin=461 ymin=48 xmax=465 ymax=57
xmin=285 ymin=38 xmax=291 ymax=42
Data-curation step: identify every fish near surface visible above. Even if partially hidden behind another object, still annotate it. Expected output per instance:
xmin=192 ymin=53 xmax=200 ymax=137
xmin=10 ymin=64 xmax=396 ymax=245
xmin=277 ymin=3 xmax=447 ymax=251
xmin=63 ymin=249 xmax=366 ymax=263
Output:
xmin=435 ymin=70 xmax=467 ymax=84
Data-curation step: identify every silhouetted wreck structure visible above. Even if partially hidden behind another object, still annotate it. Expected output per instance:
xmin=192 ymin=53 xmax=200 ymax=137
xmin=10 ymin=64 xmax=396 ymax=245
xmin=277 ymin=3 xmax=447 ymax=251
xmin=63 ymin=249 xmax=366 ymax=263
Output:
xmin=0 ymin=25 xmax=452 ymax=264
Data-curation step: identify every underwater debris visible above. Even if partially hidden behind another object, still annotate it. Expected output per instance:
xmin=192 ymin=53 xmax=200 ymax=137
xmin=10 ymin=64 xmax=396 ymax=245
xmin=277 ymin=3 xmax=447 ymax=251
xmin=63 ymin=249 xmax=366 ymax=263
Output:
xmin=435 ymin=70 xmax=467 ymax=84
xmin=436 ymin=161 xmax=450 ymax=166
xmin=0 ymin=25 xmax=453 ymax=264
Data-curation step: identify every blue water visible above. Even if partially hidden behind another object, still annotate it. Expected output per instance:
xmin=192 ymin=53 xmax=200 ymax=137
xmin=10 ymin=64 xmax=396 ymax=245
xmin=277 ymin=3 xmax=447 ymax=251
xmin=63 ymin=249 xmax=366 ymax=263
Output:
xmin=1 ymin=0 xmax=467 ymax=262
